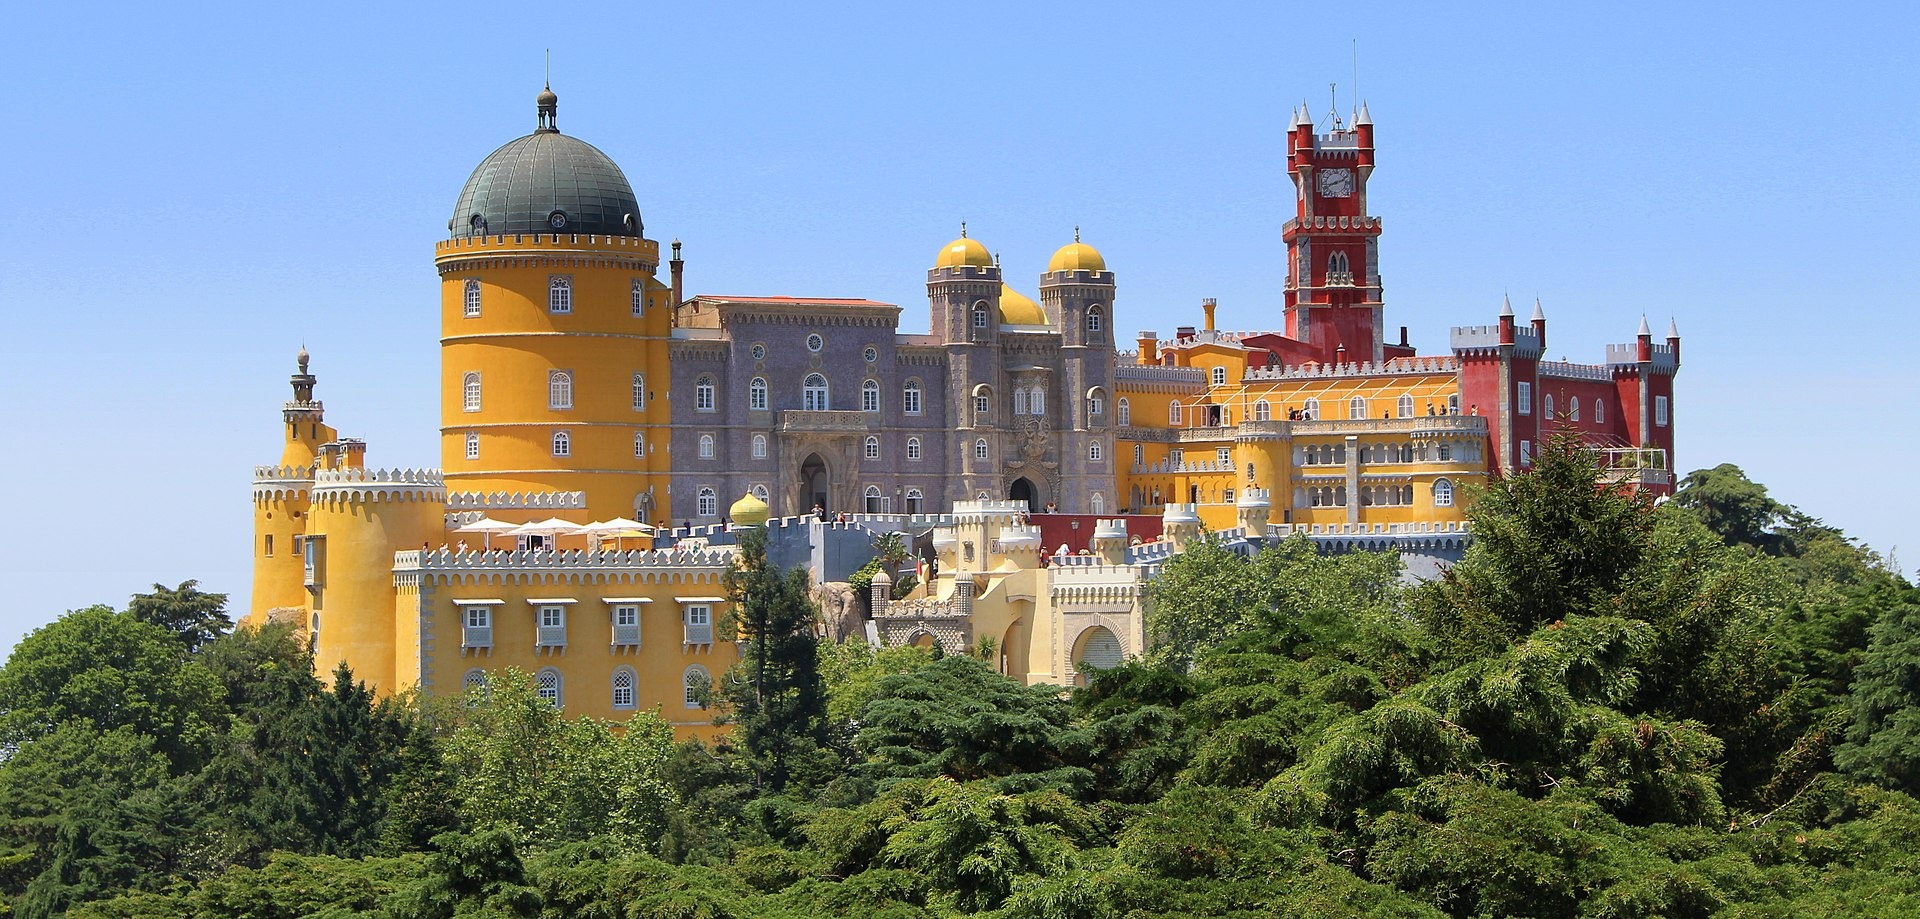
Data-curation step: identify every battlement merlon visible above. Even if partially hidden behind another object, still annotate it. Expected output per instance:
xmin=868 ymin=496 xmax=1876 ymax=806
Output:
xmin=1605 ymin=342 xmax=1680 ymax=374
xmin=310 ymin=467 xmax=448 ymax=503
xmin=394 ymin=545 xmax=737 ymax=581
xmin=433 ymin=232 xmax=661 ymax=274
xmin=1449 ymin=325 xmax=1543 ymax=358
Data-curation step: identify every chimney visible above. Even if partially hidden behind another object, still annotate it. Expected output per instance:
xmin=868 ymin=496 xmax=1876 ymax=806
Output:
xmin=1136 ymin=331 xmax=1158 ymax=365
xmin=1202 ymin=298 xmax=1218 ymax=332
xmin=669 ymin=239 xmax=684 ymax=309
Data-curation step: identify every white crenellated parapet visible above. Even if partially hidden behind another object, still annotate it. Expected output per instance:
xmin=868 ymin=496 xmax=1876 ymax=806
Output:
xmin=950 ymin=499 xmax=1031 ymax=524
xmin=1162 ymin=502 xmax=1203 ymax=551
xmin=446 ymin=490 xmax=588 ymax=510
xmin=992 ymin=524 xmax=1043 ymax=557
xmin=394 ymin=545 xmax=737 ymax=588
xmin=1242 ymin=355 xmax=1460 ymax=381
xmin=1236 ymin=488 xmax=1272 ymax=538
xmin=253 ymin=464 xmax=317 ymax=502
xmin=310 ymin=467 xmax=447 ymax=504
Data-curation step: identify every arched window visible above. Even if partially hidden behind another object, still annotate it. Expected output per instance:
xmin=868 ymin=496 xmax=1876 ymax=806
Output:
xmin=1087 ymin=387 xmax=1106 ymax=418
xmin=1302 ymin=398 xmax=1320 ymax=420
xmin=463 ymin=372 xmax=482 ymax=412
xmin=1086 ymin=306 xmax=1103 ymax=332
xmin=1544 ymin=394 xmax=1555 ymax=418
xmin=696 ymin=487 xmax=718 ymax=517
xmin=548 ymin=276 xmax=571 ymax=313
xmin=972 ymin=384 xmax=992 ymax=423
xmin=903 ymin=380 xmax=923 ymax=415
xmin=695 ymin=377 xmax=716 ymax=412
xmin=905 ymin=488 xmax=924 ymax=513
xmin=862 ymin=379 xmax=881 ymax=413
xmin=1117 ymin=398 xmax=1131 ymax=427
xmin=535 ymin=668 xmax=562 ymax=706
xmin=749 ymin=377 xmax=768 ymax=411
xmin=974 ymin=438 xmax=989 ymax=461
xmin=1211 ymin=366 xmax=1228 ymax=386
xmin=611 ymin=667 xmax=636 ymax=709
xmin=1255 ymin=399 xmax=1271 ymax=421
xmin=551 ymin=430 xmax=570 ymax=456
xmin=972 ymin=303 xmax=990 ymax=329
xmin=1433 ymin=478 xmax=1454 ymax=507
xmin=906 ymin=436 xmax=922 ymax=461
xmin=864 ymin=485 xmax=884 ymax=513
xmin=1335 ymin=485 xmax=1347 ymax=506
xmin=548 ymin=371 xmax=573 ymax=409
xmin=751 ymin=433 xmax=767 ymax=459
xmin=465 ymin=431 xmax=479 ymax=460
xmin=632 ymin=372 xmax=646 ymax=410
xmin=752 ymin=484 xmax=769 ymax=500
xmin=1397 ymin=394 xmax=1415 ymax=418
xmin=1570 ymin=397 xmax=1581 ymax=422
xmin=634 ymin=431 xmax=646 ymax=457
xmin=864 ymin=436 xmax=880 ymax=460
xmin=1089 ymin=441 xmax=1103 ymax=461
xmin=683 ymin=665 xmax=710 ymax=708
xmin=1595 ymin=401 xmax=1605 ymax=424
xmin=698 ymin=434 xmax=714 ymax=459
xmin=1133 ymin=443 xmax=1144 ymax=466
xmin=463 ymin=669 xmax=488 ymax=696
xmin=1448 ymin=394 xmax=1460 ymax=414
xmin=1330 ymin=251 xmax=1350 ymax=274
xmin=1350 ymin=396 xmax=1367 ymax=419
xmin=1169 ymin=400 xmax=1183 ymax=425
xmin=1091 ymin=492 xmax=1105 ymax=514
xmin=463 ymin=278 xmax=481 ymax=317
xmin=631 ymin=279 xmax=646 ymax=316
xmin=803 ymin=374 xmax=829 ymax=411
xmin=1013 ymin=389 xmax=1029 ymax=415
xmin=1029 ymin=386 xmax=1045 ymax=416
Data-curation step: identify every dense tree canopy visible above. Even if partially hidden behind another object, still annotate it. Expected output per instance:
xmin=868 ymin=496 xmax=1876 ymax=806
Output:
xmin=15 ymin=448 xmax=1920 ymax=917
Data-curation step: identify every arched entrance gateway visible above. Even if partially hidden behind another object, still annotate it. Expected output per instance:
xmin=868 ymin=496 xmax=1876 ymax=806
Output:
xmin=799 ymin=453 xmax=830 ymax=514
xmin=1009 ymin=477 xmax=1038 ymax=512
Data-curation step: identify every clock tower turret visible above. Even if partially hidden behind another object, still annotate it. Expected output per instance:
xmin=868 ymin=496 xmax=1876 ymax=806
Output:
xmin=1283 ymin=100 xmax=1385 ymax=364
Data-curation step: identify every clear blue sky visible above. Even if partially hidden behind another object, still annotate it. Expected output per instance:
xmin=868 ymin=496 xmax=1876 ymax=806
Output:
xmin=2 ymin=2 xmax=1915 ymax=656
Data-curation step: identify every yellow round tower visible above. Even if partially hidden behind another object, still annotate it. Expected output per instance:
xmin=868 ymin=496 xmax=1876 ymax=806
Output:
xmin=434 ymin=86 xmax=673 ymax=522
xmin=249 ymin=348 xmax=335 ymax=626
xmin=303 ymin=466 xmax=447 ymax=692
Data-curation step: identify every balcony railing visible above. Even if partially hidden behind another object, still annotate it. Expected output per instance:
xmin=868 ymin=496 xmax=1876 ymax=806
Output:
xmin=463 ymin=626 xmax=492 ymax=649
xmin=536 ymin=626 xmax=567 ymax=648
xmin=684 ymin=621 xmax=714 ymax=645
xmin=778 ymin=410 xmax=869 ymax=433
xmin=612 ymin=623 xmax=642 ymax=647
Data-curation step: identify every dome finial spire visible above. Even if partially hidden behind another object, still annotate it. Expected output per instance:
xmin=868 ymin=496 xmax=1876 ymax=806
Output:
xmin=960 ymin=221 xmax=967 ymax=239
xmin=536 ymin=57 xmax=559 ymax=133
xmin=1074 ymin=225 xmax=1081 ymax=243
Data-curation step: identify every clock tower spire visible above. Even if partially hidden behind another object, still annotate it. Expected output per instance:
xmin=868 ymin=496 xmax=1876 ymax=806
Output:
xmin=1283 ymin=98 xmax=1385 ymax=363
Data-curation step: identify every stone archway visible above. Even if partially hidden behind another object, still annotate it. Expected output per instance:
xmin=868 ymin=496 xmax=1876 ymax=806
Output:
xmin=1009 ymin=476 xmax=1038 ymax=512
xmin=799 ymin=453 xmax=830 ymax=515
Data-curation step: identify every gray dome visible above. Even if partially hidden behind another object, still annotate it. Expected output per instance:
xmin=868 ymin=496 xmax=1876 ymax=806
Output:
xmin=449 ymin=130 xmax=642 ymax=239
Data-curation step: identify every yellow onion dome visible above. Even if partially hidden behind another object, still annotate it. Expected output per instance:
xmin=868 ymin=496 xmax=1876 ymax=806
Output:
xmin=1047 ymin=240 xmax=1106 ymax=272
xmin=935 ymin=235 xmax=993 ymax=268
xmin=998 ymin=285 xmax=1047 ymax=326
xmin=729 ymin=491 xmax=770 ymax=527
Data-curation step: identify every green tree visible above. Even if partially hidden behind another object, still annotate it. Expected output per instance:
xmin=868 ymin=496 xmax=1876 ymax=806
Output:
xmin=857 ymin=655 xmax=1090 ymax=793
xmin=126 ymin=580 xmax=232 ymax=654
xmin=721 ymin=525 xmax=829 ymax=792
xmin=1835 ymin=589 xmax=1920 ymax=795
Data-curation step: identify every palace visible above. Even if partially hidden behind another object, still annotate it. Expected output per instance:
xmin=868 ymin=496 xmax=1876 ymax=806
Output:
xmin=246 ymin=87 xmax=1678 ymax=725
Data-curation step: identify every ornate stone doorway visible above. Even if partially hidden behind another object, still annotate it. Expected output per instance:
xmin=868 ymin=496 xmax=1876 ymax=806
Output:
xmin=800 ymin=453 xmax=830 ymax=514
xmin=1009 ymin=476 xmax=1038 ymax=511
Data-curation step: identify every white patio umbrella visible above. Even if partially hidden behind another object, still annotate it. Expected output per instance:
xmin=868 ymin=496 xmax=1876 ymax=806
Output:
xmin=508 ymin=517 xmax=588 ymax=549
xmin=583 ymin=517 xmax=656 ymax=551
xmin=453 ymin=516 xmax=521 ymax=549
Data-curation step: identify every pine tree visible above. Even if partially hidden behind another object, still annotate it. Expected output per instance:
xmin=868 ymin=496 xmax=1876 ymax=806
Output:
xmin=720 ymin=526 xmax=828 ymax=793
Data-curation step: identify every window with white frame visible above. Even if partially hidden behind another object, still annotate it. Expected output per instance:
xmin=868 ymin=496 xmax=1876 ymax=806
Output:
xmin=1517 ymin=381 xmax=1532 ymax=415
xmin=463 ymin=372 xmax=482 ymax=412
xmin=465 ymin=432 xmax=479 ymax=460
xmin=1595 ymin=401 xmax=1605 ymax=424
xmin=1544 ymin=394 xmax=1555 ymax=418
xmin=1217 ymin=447 xmax=1232 ymax=466
xmin=684 ymin=665 xmax=710 ymax=707
xmin=683 ymin=604 xmax=713 ymax=644
xmin=1014 ymin=389 xmax=1029 ymax=415
xmin=863 ymin=345 xmax=878 ymax=363
xmin=1211 ymin=366 xmax=1228 ymax=386
xmin=1520 ymin=440 xmax=1532 ymax=466
xmin=904 ymin=380 xmax=922 ymax=415
xmin=972 ymin=304 xmax=989 ymax=329
xmin=804 ymin=374 xmax=829 ymax=411
xmin=551 ymin=430 xmax=570 ymax=457
xmin=1438 ymin=442 xmax=1452 ymax=461
xmin=463 ymin=278 xmax=481 ymax=317
xmin=972 ymin=386 xmax=991 ymax=421
xmin=632 ymin=373 xmax=646 ymax=410
xmin=864 ymin=436 xmax=880 ymax=460
xmin=463 ymin=669 xmax=488 ymax=695
xmin=612 ymin=604 xmax=641 ymax=646
xmin=751 ymin=434 xmax=767 ymax=459
xmin=1117 ymin=398 xmax=1130 ymax=427
xmin=862 ymin=379 xmax=880 ymax=412
xmin=1089 ymin=441 xmax=1103 ymax=461
xmin=806 ymin=333 xmax=823 ymax=352
xmin=1655 ymin=395 xmax=1669 ymax=426
xmin=695 ymin=377 xmax=715 ymax=412
xmin=611 ymin=667 xmax=636 ymax=708
xmin=1091 ymin=492 xmax=1106 ymax=514
xmin=1255 ymin=399 xmax=1271 ymax=421
xmin=750 ymin=377 xmax=768 ymax=411
xmin=549 ymin=371 xmax=573 ymax=410
xmin=698 ymin=434 xmax=714 ymax=459
xmin=631 ymin=279 xmax=645 ymax=316
xmin=1570 ymin=397 xmax=1581 ymax=421
xmin=1029 ymin=386 xmax=1045 ymax=416
xmin=535 ymin=668 xmax=562 ymax=705
xmin=906 ymin=436 xmax=922 ymax=460
xmin=905 ymin=488 xmax=923 ymax=513
xmin=1088 ymin=388 xmax=1105 ymax=417
xmin=536 ymin=604 xmax=567 ymax=647
xmin=752 ymin=484 xmax=769 ymax=501
xmin=1448 ymin=394 xmax=1461 ymax=414
xmin=1133 ymin=443 xmax=1144 ymax=465
xmin=974 ymin=438 xmax=989 ymax=461
xmin=548 ymin=276 xmax=572 ymax=313
xmin=633 ymin=431 xmax=645 ymax=457
xmin=1171 ymin=448 xmax=1185 ymax=469
xmin=462 ymin=605 xmax=493 ymax=649
xmin=1350 ymin=396 xmax=1367 ymax=419
xmin=1302 ymin=398 xmax=1320 ymax=420
xmin=1398 ymin=394 xmax=1415 ymax=418
xmin=696 ymin=487 xmax=717 ymax=517
xmin=1086 ymin=306 xmax=1103 ymax=333
xmin=1433 ymin=478 xmax=1455 ymax=507
xmin=864 ymin=485 xmax=884 ymax=513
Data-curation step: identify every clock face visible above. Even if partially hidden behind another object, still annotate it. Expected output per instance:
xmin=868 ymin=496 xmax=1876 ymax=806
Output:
xmin=1317 ymin=168 xmax=1355 ymax=198
xmin=548 ymin=210 xmax=569 ymax=229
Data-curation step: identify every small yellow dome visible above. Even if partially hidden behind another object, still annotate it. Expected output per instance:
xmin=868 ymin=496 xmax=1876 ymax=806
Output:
xmin=1048 ymin=240 xmax=1106 ymax=273
xmin=999 ymin=285 xmax=1047 ymax=326
xmin=935 ymin=236 xmax=993 ymax=269
xmin=729 ymin=491 xmax=770 ymax=527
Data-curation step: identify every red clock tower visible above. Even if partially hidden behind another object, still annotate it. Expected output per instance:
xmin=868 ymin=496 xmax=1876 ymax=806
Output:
xmin=1283 ymin=102 xmax=1386 ymax=363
